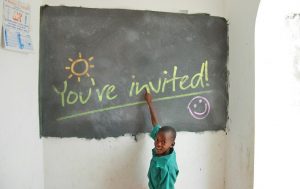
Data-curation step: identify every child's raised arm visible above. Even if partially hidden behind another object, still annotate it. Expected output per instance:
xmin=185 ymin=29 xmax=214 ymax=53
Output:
xmin=144 ymin=90 xmax=158 ymax=127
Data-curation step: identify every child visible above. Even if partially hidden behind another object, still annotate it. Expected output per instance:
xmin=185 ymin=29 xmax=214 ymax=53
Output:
xmin=144 ymin=91 xmax=179 ymax=189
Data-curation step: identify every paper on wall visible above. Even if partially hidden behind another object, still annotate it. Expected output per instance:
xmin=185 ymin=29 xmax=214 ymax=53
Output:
xmin=1 ymin=0 xmax=33 ymax=52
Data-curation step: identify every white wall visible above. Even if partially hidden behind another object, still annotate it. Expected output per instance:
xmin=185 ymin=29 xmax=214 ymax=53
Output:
xmin=0 ymin=1 xmax=44 ymax=189
xmin=42 ymin=0 xmax=225 ymax=15
xmin=0 ymin=0 xmax=260 ymax=188
xmin=224 ymin=0 xmax=260 ymax=189
xmin=44 ymin=132 xmax=225 ymax=189
xmin=255 ymin=0 xmax=300 ymax=188
xmin=42 ymin=1 xmax=227 ymax=189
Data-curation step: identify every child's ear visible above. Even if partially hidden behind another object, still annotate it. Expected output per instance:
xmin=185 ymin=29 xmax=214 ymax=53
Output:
xmin=172 ymin=142 xmax=175 ymax=147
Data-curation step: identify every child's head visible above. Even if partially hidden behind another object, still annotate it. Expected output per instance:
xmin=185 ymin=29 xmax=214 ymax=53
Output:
xmin=155 ymin=126 xmax=177 ymax=156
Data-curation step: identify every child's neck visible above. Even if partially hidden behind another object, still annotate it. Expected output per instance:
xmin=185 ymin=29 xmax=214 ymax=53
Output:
xmin=157 ymin=148 xmax=173 ymax=156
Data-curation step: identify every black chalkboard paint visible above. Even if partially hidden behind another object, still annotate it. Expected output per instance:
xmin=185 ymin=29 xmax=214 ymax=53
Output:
xmin=39 ymin=6 xmax=228 ymax=139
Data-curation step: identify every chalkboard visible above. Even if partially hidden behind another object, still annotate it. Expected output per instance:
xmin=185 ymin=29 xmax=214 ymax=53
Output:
xmin=39 ymin=6 xmax=228 ymax=139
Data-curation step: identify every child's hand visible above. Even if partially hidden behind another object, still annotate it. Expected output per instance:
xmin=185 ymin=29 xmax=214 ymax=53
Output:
xmin=144 ymin=90 xmax=152 ymax=104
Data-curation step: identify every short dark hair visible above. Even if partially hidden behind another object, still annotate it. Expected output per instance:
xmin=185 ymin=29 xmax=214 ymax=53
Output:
xmin=159 ymin=126 xmax=176 ymax=140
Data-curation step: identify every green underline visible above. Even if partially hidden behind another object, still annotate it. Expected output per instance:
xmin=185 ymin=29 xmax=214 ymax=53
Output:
xmin=56 ymin=90 xmax=212 ymax=121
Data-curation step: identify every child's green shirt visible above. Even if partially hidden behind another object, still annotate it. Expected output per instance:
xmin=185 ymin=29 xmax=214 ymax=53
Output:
xmin=148 ymin=125 xmax=179 ymax=189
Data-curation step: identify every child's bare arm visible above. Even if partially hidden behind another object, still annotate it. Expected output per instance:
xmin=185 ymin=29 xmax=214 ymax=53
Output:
xmin=144 ymin=91 xmax=158 ymax=127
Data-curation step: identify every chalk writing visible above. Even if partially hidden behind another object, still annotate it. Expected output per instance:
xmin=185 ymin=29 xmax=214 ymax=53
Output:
xmin=57 ymin=90 xmax=212 ymax=121
xmin=52 ymin=55 xmax=211 ymax=120
xmin=52 ymin=81 xmax=118 ymax=107
xmin=129 ymin=60 xmax=209 ymax=96
xmin=187 ymin=96 xmax=210 ymax=119
xmin=65 ymin=52 xmax=95 ymax=83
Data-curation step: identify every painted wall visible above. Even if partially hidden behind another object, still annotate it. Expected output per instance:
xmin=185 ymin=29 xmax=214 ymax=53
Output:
xmin=224 ymin=0 xmax=259 ymax=189
xmin=0 ymin=0 xmax=259 ymax=188
xmin=255 ymin=0 xmax=300 ymax=188
xmin=0 ymin=1 xmax=44 ymax=189
xmin=42 ymin=1 xmax=227 ymax=189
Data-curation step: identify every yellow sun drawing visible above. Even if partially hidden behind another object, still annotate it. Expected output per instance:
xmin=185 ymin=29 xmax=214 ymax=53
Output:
xmin=65 ymin=52 xmax=95 ymax=85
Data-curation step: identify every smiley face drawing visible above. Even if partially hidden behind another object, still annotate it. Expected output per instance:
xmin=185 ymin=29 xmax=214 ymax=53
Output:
xmin=187 ymin=96 xmax=210 ymax=119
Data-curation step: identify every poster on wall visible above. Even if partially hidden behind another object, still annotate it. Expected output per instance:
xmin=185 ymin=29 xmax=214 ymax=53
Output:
xmin=1 ymin=0 xmax=33 ymax=52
